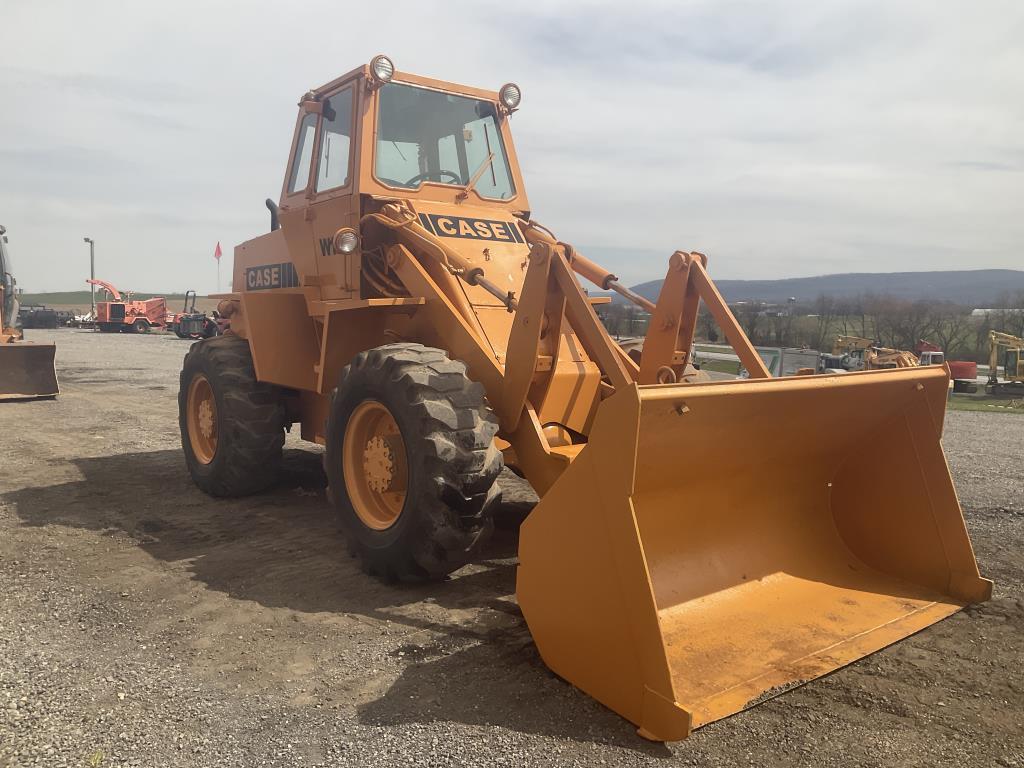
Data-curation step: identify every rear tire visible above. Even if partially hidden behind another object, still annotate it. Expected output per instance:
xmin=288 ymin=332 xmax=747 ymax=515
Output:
xmin=131 ymin=319 xmax=149 ymax=333
xmin=179 ymin=335 xmax=287 ymax=497
xmin=325 ymin=343 xmax=502 ymax=582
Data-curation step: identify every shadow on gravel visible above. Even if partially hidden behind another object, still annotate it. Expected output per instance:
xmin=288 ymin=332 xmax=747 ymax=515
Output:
xmin=4 ymin=448 xmax=527 ymax=623
xmin=3 ymin=448 xmax=667 ymax=748
xmin=357 ymin=625 xmax=674 ymax=754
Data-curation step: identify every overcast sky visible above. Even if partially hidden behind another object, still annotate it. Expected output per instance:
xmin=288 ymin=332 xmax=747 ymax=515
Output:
xmin=2 ymin=0 xmax=1021 ymax=294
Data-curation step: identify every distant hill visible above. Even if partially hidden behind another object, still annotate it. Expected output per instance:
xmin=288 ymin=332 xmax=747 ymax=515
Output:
xmin=25 ymin=269 xmax=1024 ymax=309
xmin=625 ymin=269 xmax=1024 ymax=306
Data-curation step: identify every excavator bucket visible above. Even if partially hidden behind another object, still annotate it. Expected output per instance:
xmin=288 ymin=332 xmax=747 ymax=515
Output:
xmin=0 ymin=342 xmax=58 ymax=400
xmin=517 ymin=365 xmax=990 ymax=741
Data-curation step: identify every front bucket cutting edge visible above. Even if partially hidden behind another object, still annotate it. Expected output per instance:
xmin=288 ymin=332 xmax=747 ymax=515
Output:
xmin=516 ymin=366 xmax=990 ymax=741
xmin=0 ymin=343 xmax=58 ymax=400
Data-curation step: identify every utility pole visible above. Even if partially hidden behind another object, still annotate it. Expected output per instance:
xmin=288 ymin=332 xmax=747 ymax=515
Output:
xmin=83 ymin=237 xmax=95 ymax=317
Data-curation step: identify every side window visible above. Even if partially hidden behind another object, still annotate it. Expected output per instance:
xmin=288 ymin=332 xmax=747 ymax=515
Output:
xmin=287 ymin=112 xmax=318 ymax=194
xmin=316 ymin=88 xmax=354 ymax=192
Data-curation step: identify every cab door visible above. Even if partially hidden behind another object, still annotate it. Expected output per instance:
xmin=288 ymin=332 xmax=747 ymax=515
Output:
xmin=307 ymin=84 xmax=358 ymax=301
xmin=278 ymin=103 xmax=323 ymax=296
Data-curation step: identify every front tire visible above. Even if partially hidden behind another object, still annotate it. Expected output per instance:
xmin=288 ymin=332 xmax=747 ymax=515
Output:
xmin=325 ymin=343 xmax=502 ymax=582
xmin=179 ymin=335 xmax=287 ymax=496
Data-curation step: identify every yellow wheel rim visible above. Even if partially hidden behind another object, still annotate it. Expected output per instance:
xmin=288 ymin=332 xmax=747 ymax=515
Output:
xmin=187 ymin=373 xmax=218 ymax=465
xmin=343 ymin=400 xmax=408 ymax=530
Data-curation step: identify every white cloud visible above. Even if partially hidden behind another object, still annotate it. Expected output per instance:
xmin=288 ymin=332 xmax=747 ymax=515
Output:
xmin=1 ymin=0 xmax=1021 ymax=293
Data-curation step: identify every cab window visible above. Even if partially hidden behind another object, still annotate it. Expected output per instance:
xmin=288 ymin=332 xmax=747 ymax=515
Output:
xmin=315 ymin=88 xmax=354 ymax=192
xmin=287 ymin=112 xmax=318 ymax=194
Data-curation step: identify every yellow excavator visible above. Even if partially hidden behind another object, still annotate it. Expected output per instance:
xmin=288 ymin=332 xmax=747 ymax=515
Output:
xmin=833 ymin=335 xmax=921 ymax=370
xmin=0 ymin=225 xmax=58 ymax=400
xmin=986 ymin=330 xmax=1024 ymax=395
xmin=177 ymin=57 xmax=990 ymax=741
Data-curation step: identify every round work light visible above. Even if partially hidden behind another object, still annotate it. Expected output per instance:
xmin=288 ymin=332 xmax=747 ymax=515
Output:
xmin=499 ymin=82 xmax=521 ymax=111
xmin=370 ymin=55 xmax=395 ymax=84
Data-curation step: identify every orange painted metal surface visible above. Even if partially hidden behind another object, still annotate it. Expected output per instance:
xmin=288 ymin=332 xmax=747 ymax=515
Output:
xmin=518 ymin=366 xmax=990 ymax=740
xmin=209 ymin=58 xmax=992 ymax=742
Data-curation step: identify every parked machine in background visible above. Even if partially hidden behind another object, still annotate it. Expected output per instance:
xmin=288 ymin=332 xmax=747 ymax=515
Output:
xmin=86 ymin=279 xmax=169 ymax=333
xmin=169 ymin=290 xmax=220 ymax=339
xmin=986 ymin=331 xmax=1024 ymax=395
xmin=915 ymin=339 xmax=979 ymax=393
xmin=17 ymin=304 xmax=60 ymax=329
xmin=833 ymin=335 xmax=920 ymax=370
xmin=0 ymin=224 xmax=58 ymax=399
xmin=913 ymin=339 xmax=946 ymax=366
xmin=176 ymin=57 xmax=990 ymax=742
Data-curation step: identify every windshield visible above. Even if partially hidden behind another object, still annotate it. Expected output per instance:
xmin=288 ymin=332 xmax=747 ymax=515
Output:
xmin=375 ymin=83 xmax=516 ymax=200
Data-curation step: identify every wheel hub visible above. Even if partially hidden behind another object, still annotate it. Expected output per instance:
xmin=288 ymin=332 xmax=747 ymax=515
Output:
xmin=186 ymin=373 xmax=218 ymax=465
xmin=363 ymin=435 xmax=395 ymax=492
xmin=342 ymin=400 xmax=408 ymax=530
xmin=198 ymin=400 xmax=215 ymax=439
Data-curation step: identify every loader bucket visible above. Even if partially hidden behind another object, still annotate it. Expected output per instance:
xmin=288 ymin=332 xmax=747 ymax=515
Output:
xmin=0 ymin=342 xmax=58 ymax=400
xmin=517 ymin=365 xmax=990 ymax=741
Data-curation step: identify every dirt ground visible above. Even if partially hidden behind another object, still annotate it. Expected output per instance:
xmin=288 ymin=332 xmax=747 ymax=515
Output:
xmin=2 ymin=329 xmax=1022 ymax=768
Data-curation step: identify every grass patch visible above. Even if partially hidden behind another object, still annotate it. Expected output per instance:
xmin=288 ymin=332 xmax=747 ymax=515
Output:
xmin=947 ymin=396 xmax=1024 ymax=414
xmin=699 ymin=360 xmax=742 ymax=376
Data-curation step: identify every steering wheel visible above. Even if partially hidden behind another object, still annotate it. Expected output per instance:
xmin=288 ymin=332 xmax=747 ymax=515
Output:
xmin=404 ymin=170 xmax=462 ymax=186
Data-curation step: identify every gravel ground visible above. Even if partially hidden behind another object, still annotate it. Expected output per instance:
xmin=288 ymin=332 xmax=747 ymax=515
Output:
xmin=1 ymin=329 xmax=1022 ymax=768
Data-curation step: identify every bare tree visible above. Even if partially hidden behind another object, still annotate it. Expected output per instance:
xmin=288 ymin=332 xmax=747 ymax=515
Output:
xmin=768 ymin=310 xmax=796 ymax=347
xmin=929 ymin=303 xmax=974 ymax=357
xmin=811 ymin=294 xmax=837 ymax=351
xmin=697 ymin=305 xmax=718 ymax=342
xmin=733 ymin=302 xmax=764 ymax=345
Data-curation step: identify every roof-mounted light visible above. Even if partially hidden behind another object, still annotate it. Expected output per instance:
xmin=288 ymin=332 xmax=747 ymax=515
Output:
xmin=498 ymin=82 xmax=521 ymax=113
xmin=370 ymin=55 xmax=395 ymax=85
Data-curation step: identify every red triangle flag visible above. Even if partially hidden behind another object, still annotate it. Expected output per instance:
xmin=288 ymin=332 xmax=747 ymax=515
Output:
xmin=214 ymin=241 xmax=223 ymax=261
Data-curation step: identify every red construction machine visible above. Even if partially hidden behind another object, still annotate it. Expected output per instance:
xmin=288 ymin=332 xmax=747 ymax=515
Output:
xmin=86 ymin=279 xmax=169 ymax=333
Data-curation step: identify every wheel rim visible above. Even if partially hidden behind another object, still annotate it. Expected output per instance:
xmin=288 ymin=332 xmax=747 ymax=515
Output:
xmin=343 ymin=400 xmax=408 ymax=530
xmin=187 ymin=373 xmax=218 ymax=464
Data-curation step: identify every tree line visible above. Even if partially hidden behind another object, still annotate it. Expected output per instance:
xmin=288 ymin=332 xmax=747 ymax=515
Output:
xmin=597 ymin=290 xmax=1024 ymax=362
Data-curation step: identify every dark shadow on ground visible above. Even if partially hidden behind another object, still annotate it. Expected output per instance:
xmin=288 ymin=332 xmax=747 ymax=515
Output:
xmin=4 ymin=448 xmax=676 ymax=751
xmin=358 ymin=623 xmax=673 ymax=753
xmin=5 ymin=448 xmax=530 ymax=620
xmin=3 ymin=448 xmax=673 ymax=747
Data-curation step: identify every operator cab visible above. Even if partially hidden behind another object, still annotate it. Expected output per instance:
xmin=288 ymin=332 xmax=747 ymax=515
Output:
xmin=271 ymin=55 xmax=530 ymax=302
xmin=280 ymin=55 xmax=526 ymax=211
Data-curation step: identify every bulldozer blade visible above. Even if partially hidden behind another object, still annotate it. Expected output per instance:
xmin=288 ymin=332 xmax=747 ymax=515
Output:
xmin=0 ymin=342 xmax=58 ymax=400
xmin=517 ymin=365 xmax=990 ymax=741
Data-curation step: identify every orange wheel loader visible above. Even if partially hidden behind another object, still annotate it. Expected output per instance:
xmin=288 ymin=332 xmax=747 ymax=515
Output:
xmin=0 ymin=224 xmax=58 ymax=400
xmin=178 ymin=56 xmax=991 ymax=741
